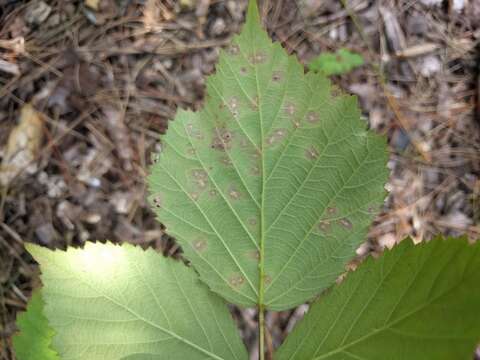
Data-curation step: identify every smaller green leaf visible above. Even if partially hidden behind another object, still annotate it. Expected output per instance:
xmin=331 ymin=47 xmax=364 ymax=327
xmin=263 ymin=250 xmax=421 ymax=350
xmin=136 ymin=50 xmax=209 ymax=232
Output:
xmin=27 ymin=242 xmax=248 ymax=360
xmin=277 ymin=237 xmax=480 ymax=360
xmin=308 ymin=49 xmax=364 ymax=76
xmin=13 ymin=291 xmax=59 ymax=360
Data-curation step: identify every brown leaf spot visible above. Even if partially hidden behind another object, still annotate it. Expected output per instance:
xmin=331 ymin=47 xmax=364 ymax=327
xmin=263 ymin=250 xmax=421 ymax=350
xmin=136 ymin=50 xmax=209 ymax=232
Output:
xmin=305 ymin=146 xmax=319 ymax=160
xmin=190 ymin=192 xmax=200 ymax=201
xmin=186 ymin=123 xmax=204 ymax=140
xmin=211 ymin=128 xmax=233 ymax=152
xmin=284 ymin=103 xmax=296 ymax=116
xmin=272 ymin=71 xmax=283 ymax=82
xmin=152 ymin=153 xmax=160 ymax=163
xmin=318 ymin=221 xmax=331 ymax=233
xmin=187 ymin=147 xmax=196 ymax=156
xmin=229 ymin=274 xmax=245 ymax=287
xmin=240 ymin=67 xmax=248 ymax=75
xmin=368 ymin=205 xmax=379 ymax=214
xmin=307 ymin=111 xmax=319 ymax=123
xmin=229 ymin=44 xmax=240 ymax=55
xmin=209 ymin=189 xmax=218 ymax=197
xmin=250 ymin=165 xmax=261 ymax=176
xmin=229 ymin=97 xmax=239 ymax=110
xmin=263 ymin=275 xmax=272 ymax=285
xmin=191 ymin=169 xmax=208 ymax=190
xmin=152 ymin=195 xmax=162 ymax=208
xmin=248 ymin=250 xmax=260 ymax=260
xmin=327 ymin=207 xmax=337 ymax=215
xmin=219 ymin=156 xmax=232 ymax=166
xmin=248 ymin=217 xmax=257 ymax=226
xmin=228 ymin=185 xmax=241 ymax=200
xmin=192 ymin=238 xmax=207 ymax=252
xmin=338 ymin=218 xmax=353 ymax=230
xmin=266 ymin=128 xmax=288 ymax=146
xmin=249 ymin=52 xmax=267 ymax=64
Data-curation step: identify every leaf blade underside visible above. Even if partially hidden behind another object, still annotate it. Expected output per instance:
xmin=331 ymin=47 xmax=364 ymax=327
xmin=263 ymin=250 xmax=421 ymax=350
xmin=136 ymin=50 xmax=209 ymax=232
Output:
xmin=13 ymin=291 xmax=59 ymax=360
xmin=276 ymin=237 xmax=480 ymax=359
xmin=148 ymin=0 xmax=388 ymax=310
xmin=27 ymin=242 xmax=247 ymax=360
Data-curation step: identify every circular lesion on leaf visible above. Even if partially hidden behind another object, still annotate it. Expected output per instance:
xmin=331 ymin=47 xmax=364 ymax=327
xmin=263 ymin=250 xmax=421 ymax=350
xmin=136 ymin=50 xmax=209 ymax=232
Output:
xmin=211 ymin=127 xmax=234 ymax=152
xmin=305 ymin=146 xmax=319 ymax=160
xmin=228 ymin=44 xmax=240 ymax=55
xmin=327 ymin=206 xmax=337 ymax=215
xmin=152 ymin=195 xmax=162 ymax=209
xmin=227 ymin=184 xmax=241 ymax=200
xmin=266 ymin=128 xmax=288 ymax=146
xmin=284 ymin=102 xmax=296 ymax=116
xmin=249 ymin=51 xmax=267 ymax=64
xmin=192 ymin=238 xmax=207 ymax=252
xmin=338 ymin=218 xmax=353 ymax=230
xmin=190 ymin=169 xmax=208 ymax=190
xmin=263 ymin=274 xmax=272 ymax=285
xmin=318 ymin=220 xmax=331 ymax=233
xmin=247 ymin=250 xmax=260 ymax=260
xmin=272 ymin=71 xmax=283 ymax=82
xmin=229 ymin=274 xmax=245 ymax=288
xmin=306 ymin=111 xmax=320 ymax=124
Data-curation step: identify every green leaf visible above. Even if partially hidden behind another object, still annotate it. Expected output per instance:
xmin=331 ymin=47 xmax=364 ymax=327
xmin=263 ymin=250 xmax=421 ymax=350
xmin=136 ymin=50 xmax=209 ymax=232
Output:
xmin=148 ymin=0 xmax=388 ymax=310
xmin=13 ymin=291 xmax=59 ymax=360
xmin=26 ymin=242 xmax=248 ymax=360
xmin=149 ymin=1 xmax=387 ymax=310
xmin=308 ymin=49 xmax=364 ymax=76
xmin=276 ymin=237 xmax=480 ymax=359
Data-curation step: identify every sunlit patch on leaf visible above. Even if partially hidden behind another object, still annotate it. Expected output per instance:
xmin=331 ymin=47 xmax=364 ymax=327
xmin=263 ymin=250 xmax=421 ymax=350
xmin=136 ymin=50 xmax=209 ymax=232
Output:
xmin=26 ymin=242 xmax=248 ymax=360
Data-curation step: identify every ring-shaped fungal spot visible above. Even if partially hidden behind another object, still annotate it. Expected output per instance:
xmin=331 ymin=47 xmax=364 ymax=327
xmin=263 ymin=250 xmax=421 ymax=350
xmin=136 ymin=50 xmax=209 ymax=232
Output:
xmin=266 ymin=128 xmax=288 ymax=146
xmin=152 ymin=195 xmax=162 ymax=209
xmin=229 ymin=97 xmax=239 ymax=110
xmin=284 ymin=102 xmax=296 ymax=116
xmin=368 ymin=205 xmax=379 ymax=214
xmin=307 ymin=111 xmax=320 ymax=123
xmin=318 ymin=220 xmax=331 ymax=233
xmin=272 ymin=71 xmax=283 ymax=82
xmin=249 ymin=51 xmax=267 ymax=64
xmin=305 ymin=146 xmax=320 ymax=160
xmin=186 ymin=123 xmax=204 ymax=140
xmin=263 ymin=275 xmax=272 ymax=285
xmin=190 ymin=192 xmax=200 ymax=202
xmin=191 ymin=169 xmax=208 ymax=190
xmin=192 ymin=238 xmax=207 ymax=252
xmin=228 ymin=44 xmax=240 ymax=55
xmin=152 ymin=153 xmax=160 ymax=163
xmin=247 ymin=250 xmax=260 ymax=260
xmin=229 ymin=274 xmax=245 ymax=287
xmin=227 ymin=184 xmax=241 ymax=200
xmin=339 ymin=218 xmax=353 ymax=230
xmin=327 ymin=207 xmax=337 ymax=215
xmin=250 ymin=165 xmax=261 ymax=176
xmin=219 ymin=156 xmax=233 ymax=167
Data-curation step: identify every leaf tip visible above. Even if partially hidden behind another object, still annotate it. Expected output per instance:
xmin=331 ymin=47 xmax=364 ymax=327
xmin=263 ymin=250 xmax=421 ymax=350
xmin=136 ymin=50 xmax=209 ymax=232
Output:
xmin=246 ymin=0 xmax=260 ymax=27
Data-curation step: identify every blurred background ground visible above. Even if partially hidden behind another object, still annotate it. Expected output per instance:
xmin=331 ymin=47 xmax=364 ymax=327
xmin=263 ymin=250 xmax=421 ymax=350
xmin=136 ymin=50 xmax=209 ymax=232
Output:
xmin=1 ymin=0 xmax=480 ymax=359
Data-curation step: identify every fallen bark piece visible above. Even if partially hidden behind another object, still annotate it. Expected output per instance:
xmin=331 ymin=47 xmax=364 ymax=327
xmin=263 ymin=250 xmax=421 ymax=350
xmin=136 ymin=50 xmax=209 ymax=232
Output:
xmin=0 ymin=104 xmax=44 ymax=187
